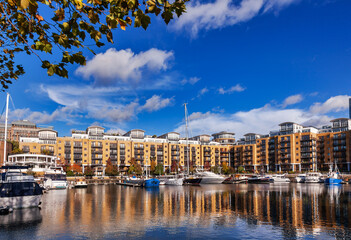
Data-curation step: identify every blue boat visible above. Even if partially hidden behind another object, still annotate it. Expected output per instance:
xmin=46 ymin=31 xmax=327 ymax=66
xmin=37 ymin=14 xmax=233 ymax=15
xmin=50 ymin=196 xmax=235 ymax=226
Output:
xmin=324 ymin=177 xmax=342 ymax=185
xmin=143 ymin=178 xmax=160 ymax=187
xmin=324 ymin=163 xmax=343 ymax=185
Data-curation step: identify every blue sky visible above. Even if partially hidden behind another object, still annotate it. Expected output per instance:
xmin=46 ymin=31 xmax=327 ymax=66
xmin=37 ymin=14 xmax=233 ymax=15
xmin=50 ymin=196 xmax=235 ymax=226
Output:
xmin=2 ymin=0 xmax=351 ymax=138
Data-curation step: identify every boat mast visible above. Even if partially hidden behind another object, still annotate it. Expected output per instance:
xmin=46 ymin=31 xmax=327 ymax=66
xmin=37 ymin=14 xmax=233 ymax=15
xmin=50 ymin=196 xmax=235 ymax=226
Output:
xmin=184 ymin=103 xmax=189 ymax=175
xmin=3 ymin=93 xmax=9 ymax=166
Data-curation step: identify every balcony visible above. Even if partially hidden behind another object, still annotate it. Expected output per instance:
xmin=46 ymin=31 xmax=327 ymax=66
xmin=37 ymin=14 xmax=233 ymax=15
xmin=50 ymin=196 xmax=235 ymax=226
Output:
xmin=91 ymin=150 xmax=103 ymax=154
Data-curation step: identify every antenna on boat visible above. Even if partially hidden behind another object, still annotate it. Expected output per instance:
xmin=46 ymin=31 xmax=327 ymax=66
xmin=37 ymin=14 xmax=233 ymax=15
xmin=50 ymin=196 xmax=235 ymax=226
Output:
xmin=3 ymin=93 xmax=9 ymax=166
xmin=184 ymin=103 xmax=189 ymax=176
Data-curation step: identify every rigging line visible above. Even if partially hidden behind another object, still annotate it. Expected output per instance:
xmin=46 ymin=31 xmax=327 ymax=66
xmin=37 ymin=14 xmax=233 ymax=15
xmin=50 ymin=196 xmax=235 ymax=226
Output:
xmin=0 ymin=101 xmax=6 ymax=121
xmin=9 ymin=94 xmax=16 ymax=113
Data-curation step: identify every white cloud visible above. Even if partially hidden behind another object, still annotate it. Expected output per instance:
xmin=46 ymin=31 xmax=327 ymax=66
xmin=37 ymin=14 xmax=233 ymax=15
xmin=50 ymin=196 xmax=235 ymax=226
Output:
xmin=309 ymin=95 xmax=351 ymax=114
xmin=138 ymin=95 xmax=174 ymax=112
xmin=218 ymin=84 xmax=246 ymax=94
xmin=106 ymin=128 xmax=127 ymax=135
xmin=188 ymin=111 xmax=212 ymax=121
xmin=198 ymin=87 xmax=209 ymax=96
xmin=282 ymin=94 xmax=303 ymax=108
xmin=9 ymin=106 xmax=76 ymax=124
xmin=181 ymin=77 xmax=201 ymax=85
xmin=76 ymin=48 xmax=173 ymax=86
xmin=175 ymin=105 xmax=331 ymax=138
xmin=175 ymin=94 xmax=350 ymax=138
xmin=173 ymin=0 xmax=299 ymax=37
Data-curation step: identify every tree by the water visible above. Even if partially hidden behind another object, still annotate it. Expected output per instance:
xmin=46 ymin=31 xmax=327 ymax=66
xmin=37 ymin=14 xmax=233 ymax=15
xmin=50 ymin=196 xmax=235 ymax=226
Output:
xmin=0 ymin=0 xmax=188 ymax=89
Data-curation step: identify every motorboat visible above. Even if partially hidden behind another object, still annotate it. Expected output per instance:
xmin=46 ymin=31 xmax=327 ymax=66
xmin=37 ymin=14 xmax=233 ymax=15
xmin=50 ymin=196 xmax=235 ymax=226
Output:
xmin=0 ymin=167 xmax=43 ymax=209
xmin=325 ymin=164 xmax=343 ymax=185
xmin=271 ymin=174 xmax=290 ymax=183
xmin=43 ymin=167 xmax=68 ymax=189
xmin=165 ymin=178 xmax=183 ymax=186
xmin=183 ymin=176 xmax=202 ymax=185
xmin=124 ymin=176 xmax=145 ymax=186
xmin=222 ymin=175 xmax=248 ymax=184
xmin=305 ymin=172 xmax=324 ymax=183
xmin=295 ymin=173 xmax=307 ymax=183
xmin=247 ymin=175 xmax=270 ymax=184
xmin=73 ymin=178 xmax=88 ymax=188
xmin=194 ymin=171 xmax=225 ymax=184
xmin=160 ymin=175 xmax=184 ymax=186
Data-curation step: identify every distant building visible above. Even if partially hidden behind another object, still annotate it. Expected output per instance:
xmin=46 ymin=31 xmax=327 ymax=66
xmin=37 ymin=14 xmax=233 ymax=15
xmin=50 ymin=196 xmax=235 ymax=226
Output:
xmin=0 ymin=120 xmax=39 ymax=142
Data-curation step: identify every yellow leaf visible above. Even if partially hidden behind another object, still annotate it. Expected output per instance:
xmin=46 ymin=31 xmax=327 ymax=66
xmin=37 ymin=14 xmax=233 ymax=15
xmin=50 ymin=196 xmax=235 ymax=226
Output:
xmin=20 ymin=0 xmax=29 ymax=9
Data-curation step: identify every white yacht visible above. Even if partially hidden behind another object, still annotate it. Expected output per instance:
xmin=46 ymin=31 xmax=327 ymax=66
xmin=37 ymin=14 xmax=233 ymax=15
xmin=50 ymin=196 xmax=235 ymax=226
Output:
xmin=0 ymin=167 xmax=43 ymax=209
xmin=43 ymin=167 xmax=68 ymax=189
xmin=164 ymin=176 xmax=184 ymax=186
xmin=271 ymin=174 xmax=291 ymax=183
xmin=194 ymin=171 xmax=225 ymax=184
xmin=295 ymin=173 xmax=307 ymax=183
xmin=73 ymin=178 xmax=88 ymax=188
xmin=305 ymin=172 xmax=323 ymax=183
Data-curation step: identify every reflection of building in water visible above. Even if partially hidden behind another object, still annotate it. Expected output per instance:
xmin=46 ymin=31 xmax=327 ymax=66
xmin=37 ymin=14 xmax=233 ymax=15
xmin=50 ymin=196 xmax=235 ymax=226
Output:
xmin=40 ymin=185 xmax=351 ymax=238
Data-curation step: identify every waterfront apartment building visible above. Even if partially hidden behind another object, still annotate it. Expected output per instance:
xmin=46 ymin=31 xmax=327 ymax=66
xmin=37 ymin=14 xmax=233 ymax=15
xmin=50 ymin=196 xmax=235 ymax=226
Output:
xmin=15 ymin=118 xmax=351 ymax=174
xmin=0 ymin=119 xmax=40 ymax=141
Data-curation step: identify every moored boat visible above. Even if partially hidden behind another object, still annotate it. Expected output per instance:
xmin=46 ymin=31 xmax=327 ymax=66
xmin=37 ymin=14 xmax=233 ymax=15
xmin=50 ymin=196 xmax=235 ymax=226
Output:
xmin=247 ymin=175 xmax=270 ymax=184
xmin=295 ymin=173 xmax=307 ymax=183
xmin=305 ymin=172 xmax=323 ymax=183
xmin=183 ymin=177 xmax=202 ymax=185
xmin=73 ymin=178 xmax=88 ymax=188
xmin=44 ymin=167 xmax=67 ymax=189
xmin=271 ymin=174 xmax=290 ymax=183
xmin=0 ymin=167 xmax=43 ymax=209
xmin=124 ymin=176 xmax=145 ymax=186
xmin=325 ymin=164 xmax=343 ymax=185
xmin=143 ymin=178 xmax=160 ymax=187
xmin=194 ymin=171 xmax=225 ymax=184
xmin=222 ymin=175 xmax=248 ymax=184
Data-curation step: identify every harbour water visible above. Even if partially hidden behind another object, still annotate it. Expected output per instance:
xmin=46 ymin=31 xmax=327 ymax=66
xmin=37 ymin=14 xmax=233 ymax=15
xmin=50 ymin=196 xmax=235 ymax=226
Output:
xmin=1 ymin=184 xmax=350 ymax=239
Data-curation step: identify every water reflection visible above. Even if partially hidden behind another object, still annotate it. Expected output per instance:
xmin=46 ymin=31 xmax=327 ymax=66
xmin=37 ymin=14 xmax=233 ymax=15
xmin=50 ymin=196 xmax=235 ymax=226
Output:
xmin=1 ymin=184 xmax=351 ymax=239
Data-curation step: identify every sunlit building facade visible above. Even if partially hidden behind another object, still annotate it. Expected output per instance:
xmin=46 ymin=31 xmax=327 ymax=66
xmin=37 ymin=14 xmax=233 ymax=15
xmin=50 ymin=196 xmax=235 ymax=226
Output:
xmin=16 ymin=119 xmax=351 ymax=173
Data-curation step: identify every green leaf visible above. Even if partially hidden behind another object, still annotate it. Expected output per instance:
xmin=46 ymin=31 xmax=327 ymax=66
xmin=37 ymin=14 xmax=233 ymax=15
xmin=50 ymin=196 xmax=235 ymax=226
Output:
xmin=47 ymin=66 xmax=54 ymax=76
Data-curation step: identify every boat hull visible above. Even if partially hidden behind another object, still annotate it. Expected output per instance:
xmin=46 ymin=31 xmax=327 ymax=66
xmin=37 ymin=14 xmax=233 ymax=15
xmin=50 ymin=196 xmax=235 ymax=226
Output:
xmin=248 ymin=178 xmax=270 ymax=184
xmin=296 ymin=177 xmax=305 ymax=183
xmin=143 ymin=178 xmax=160 ymax=187
xmin=324 ymin=178 xmax=342 ymax=185
xmin=183 ymin=178 xmax=202 ymax=185
xmin=0 ymin=195 xmax=42 ymax=209
xmin=200 ymin=177 xmax=225 ymax=184
xmin=164 ymin=178 xmax=183 ymax=186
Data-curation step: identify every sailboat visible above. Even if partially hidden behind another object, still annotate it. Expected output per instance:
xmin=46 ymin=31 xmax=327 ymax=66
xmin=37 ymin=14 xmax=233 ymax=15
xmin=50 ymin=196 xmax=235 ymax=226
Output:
xmin=182 ymin=103 xmax=202 ymax=185
xmin=324 ymin=162 xmax=343 ymax=185
xmin=142 ymin=159 xmax=160 ymax=187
